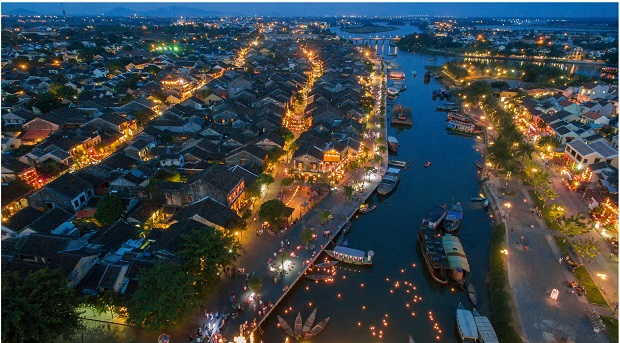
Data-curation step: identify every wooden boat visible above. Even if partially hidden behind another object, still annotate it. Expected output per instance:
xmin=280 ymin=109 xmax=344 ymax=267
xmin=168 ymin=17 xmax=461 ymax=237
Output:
xmin=411 ymin=71 xmax=417 ymax=77
xmin=472 ymin=309 xmax=500 ymax=343
xmin=377 ymin=168 xmax=400 ymax=195
xmin=424 ymin=161 xmax=431 ymax=168
xmin=294 ymin=313 xmax=303 ymax=336
xmin=443 ymin=202 xmax=463 ymax=233
xmin=483 ymin=199 xmax=490 ymax=208
xmin=470 ymin=196 xmax=487 ymax=202
xmin=467 ymin=283 xmax=477 ymax=306
xmin=387 ymin=136 xmax=399 ymax=152
xmin=456 ymin=303 xmax=478 ymax=343
xmin=446 ymin=120 xmax=480 ymax=134
xmin=278 ymin=315 xmax=295 ymax=337
xmin=359 ymin=203 xmax=377 ymax=214
xmin=418 ymin=227 xmax=471 ymax=286
xmin=307 ymin=317 xmax=330 ymax=337
xmin=388 ymin=70 xmax=405 ymax=80
xmin=315 ymin=260 xmax=338 ymax=268
xmin=304 ymin=274 xmax=334 ymax=282
xmin=326 ymin=246 xmax=374 ymax=266
xmin=342 ymin=221 xmax=352 ymax=234
xmin=421 ymin=205 xmax=447 ymax=229
xmin=278 ymin=310 xmax=330 ymax=340
xmin=475 ymin=160 xmax=484 ymax=169
xmin=387 ymin=87 xmax=400 ymax=96
xmin=409 ymin=334 xmax=416 ymax=343
xmin=388 ymin=160 xmax=410 ymax=169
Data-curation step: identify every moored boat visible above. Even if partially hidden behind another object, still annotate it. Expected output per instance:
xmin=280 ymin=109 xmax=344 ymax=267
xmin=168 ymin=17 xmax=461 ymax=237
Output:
xmin=388 ymin=160 xmax=410 ymax=169
xmin=470 ymin=196 xmax=487 ymax=202
xmin=325 ymin=246 xmax=374 ymax=266
xmin=418 ymin=226 xmax=471 ymax=286
xmin=388 ymin=70 xmax=405 ymax=80
xmin=467 ymin=283 xmax=477 ymax=306
xmin=456 ymin=303 xmax=478 ymax=343
xmin=475 ymin=160 xmax=484 ymax=169
xmin=359 ymin=203 xmax=377 ymax=213
xmin=387 ymin=136 xmax=399 ymax=152
xmin=443 ymin=202 xmax=463 ymax=233
xmin=387 ymin=87 xmax=400 ymax=96
xmin=278 ymin=309 xmax=330 ymax=340
xmin=472 ymin=309 xmax=500 ymax=343
xmin=315 ymin=260 xmax=338 ymax=268
xmin=377 ymin=168 xmax=400 ymax=195
xmin=446 ymin=120 xmax=480 ymax=134
xmin=342 ymin=221 xmax=352 ymax=234
xmin=424 ymin=161 xmax=431 ymax=168
xmin=421 ymin=205 xmax=447 ymax=229
xmin=391 ymin=103 xmax=413 ymax=126
xmin=304 ymin=274 xmax=334 ymax=282
xmin=411 ymin=71 xmax=417 ymax=77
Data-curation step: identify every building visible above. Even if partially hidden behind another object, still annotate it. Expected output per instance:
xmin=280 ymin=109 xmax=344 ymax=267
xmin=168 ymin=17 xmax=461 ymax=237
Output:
xmin=28 ymin=173 xmax=94 ymax=212
xmin=564 ymin=139 xmax=618 ymax=170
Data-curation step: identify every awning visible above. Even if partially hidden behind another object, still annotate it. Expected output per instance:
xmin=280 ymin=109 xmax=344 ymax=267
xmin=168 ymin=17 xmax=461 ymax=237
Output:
xmin=442 ymin=236 xmax=470 ymax=272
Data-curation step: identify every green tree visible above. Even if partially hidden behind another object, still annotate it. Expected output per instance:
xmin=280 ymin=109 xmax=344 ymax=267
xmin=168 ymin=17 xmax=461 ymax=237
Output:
xmin=2 ymin=268 xmax=82 ymax=342
xmin=281 ymin=177 xmax=294 ymax=187
xmin=559 ymin=214 xmax=594 ymax=237
xmin=548 ymin=203 xmax=566 ymax=220
xmin=275 ymin=127 xmax=295 ymax=142
xmin=134 ymin=109 xmax=152 ymax=126
xmin=60 ymin=325 xmax=137 ymax=343
xmin=84 ymin=290 xmax=125 ymax=318
xmin=515 ymin=142 xmax=535 ymax=164
xmin=127 ymin=262 xmax=197 ymax=331
xmin=343 ymin=185 xmax=354 ymax=199
xmin=256 ymin=173 xmax=275 ymax=186
xmin=300 ymin=227 xmax=316 ymax=247
xmin=266 ymin=147 xmax=286 ymax=164
xmin=49 ymin=84 xmax=77 ymax=100
xmin=364 ymin=166 xmax=378 ymax=181
xmin=95 ymin=195 xmax=124 ymax=226
xmin=27 ymin=92 xmax=63 ymax=113
xmin=259 ymin=199 xmax=287 ymax=228
xmin=178 ymin=226 xmax=241 ymax=298
xmin=247 ymin=275 xmax=263 ymax=293
xmin=537 ymin=135 xmax=560 ymax=151
xmin=320 ymin=209 xmax=332 ymax=225
xmin=572 ymin=236 xmax=600 ymax=260
xmin=373 ymin=153 xmax=383 ymax=165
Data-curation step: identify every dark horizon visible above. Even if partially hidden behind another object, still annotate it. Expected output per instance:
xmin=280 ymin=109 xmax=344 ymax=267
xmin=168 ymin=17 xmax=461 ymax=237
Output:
xmin=2 ymin=2 xmax=618 ymax=19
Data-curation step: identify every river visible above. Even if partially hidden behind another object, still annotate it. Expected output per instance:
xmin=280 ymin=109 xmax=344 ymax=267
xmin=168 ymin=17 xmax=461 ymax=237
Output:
xmin=259 ymin=30 xmax=495 ymax=342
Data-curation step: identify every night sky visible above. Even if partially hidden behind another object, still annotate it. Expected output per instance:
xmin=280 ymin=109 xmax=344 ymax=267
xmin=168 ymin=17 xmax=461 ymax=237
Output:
xmin=2 ymin=2 xmax=618 ymax=18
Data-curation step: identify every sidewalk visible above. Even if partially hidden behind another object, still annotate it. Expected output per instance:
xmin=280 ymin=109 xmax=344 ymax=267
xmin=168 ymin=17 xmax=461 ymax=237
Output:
xmin=484 ymin=176 xmax=610 ymax=343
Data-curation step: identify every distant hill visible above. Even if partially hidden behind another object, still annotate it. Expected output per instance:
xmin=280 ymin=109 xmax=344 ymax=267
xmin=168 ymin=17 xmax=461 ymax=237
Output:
xmin=6 ymin=8 xmax=39 ymax=16
xmin=104 ymin=7 xmax=137 ymax=17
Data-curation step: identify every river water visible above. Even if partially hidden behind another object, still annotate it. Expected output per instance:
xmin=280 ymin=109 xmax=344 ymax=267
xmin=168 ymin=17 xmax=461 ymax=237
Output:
xmin=259 ymin=28 xmax=495 ymax=343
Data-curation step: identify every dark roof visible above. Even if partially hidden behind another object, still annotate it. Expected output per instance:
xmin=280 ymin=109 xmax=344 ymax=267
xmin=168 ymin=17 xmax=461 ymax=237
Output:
xmin=229 ymin=165 xmax=258 ymax=185
xmin=200 ymin=164 xmax=243 ymax=194
xmin=44 ymin=173 xmax=93 ymax=199
xmin=15 ymin=234 xmax=71 ymax=259
xmin=171 ymin=196 xmax=244 ymax=229
xmin=48 ymin=251 xmax=97 ymax=279
xmin=98 ymin=264 xmax=125 ymax=289
xmin=28 ymin=208 xmax=74 ymax=234
xmin=5 ymin=206 xmax=45 ymax=231
xmin=147 ymin=218 xmax=206 ymax=254
xmin=125 ymin=258 xmax=156 ymax=279
xmin=1 ymin=181 xmax=34 ymax=207
xmin=100 ymin=151 xmax=140 ymax=170
xmin=90 ymin=220 xmax=139 ymax=252
xmin=128 ymin=201 xmax=161 ymax=223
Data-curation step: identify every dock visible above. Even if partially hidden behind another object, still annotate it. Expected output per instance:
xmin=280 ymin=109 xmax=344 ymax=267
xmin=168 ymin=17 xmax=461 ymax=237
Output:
xmin=390 ymin=103 xmax=413 ymax=126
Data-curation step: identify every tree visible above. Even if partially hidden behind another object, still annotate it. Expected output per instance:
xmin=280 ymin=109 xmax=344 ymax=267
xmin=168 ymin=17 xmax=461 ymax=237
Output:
xmin=2 ymin=268 xmax=82 ymax=342
xmin=373 ymin=153 xmax=383 ymax=165
xmin=548 ymin=203 xmax=566 ymax=220
xmin=559 ymin=214 xmax=594 ymax=237
xmin=300 ymin=227 xmax=316 ymax=247
xmin=178 ymin=226 xmax=241 ymax=298
xmin=281 ymin=177 xmax=294 ymax=187
xmin=573 ymin=236 xmax=600 ymax=260
xmin=256 ymin=173 xmax=275 ymax=186
xmin=49 ymin=84 xmax=77 ymax=100
xmin=27 ymin=92 xmax=63 ymax=113
xmin=515 ymin=142 xmax=535 ymax=164
xmin=275 ymin=127 xmax=295 ymax=142
xmin=259 ymin=199 xmax=287 ymax=228
xmin=343 ymin=185 xmax=354 ymax=199
xmin=84 ymin=289 xmax=125 ymax=318
xmin=134 ymin=109 xmax=152 ymax=126
xmin=60 ymin=325 xmax=137 ymax=343
xmin=247 ymin=275 xmax=263 ymax=293
xmin=266 ymin=147 xmax=286 ymax=164
xmin=320 ymin=209 xmax=332 ymax=225
xmin=537 ymin=135 xmax=560 ymax=151
xmin=95 ymin=195 xmax=124 ymax=226
xmin=364 ymin=166 xmax=378 ymax=181
xmin=127 ymin=262 xmax=197 ymax=331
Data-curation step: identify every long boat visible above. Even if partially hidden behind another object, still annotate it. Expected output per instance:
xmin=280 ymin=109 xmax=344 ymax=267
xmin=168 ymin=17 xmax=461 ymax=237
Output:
xmin=325 ymin=246 xmax=374 ymax=266
xmin=475 ymin=160 xmax=484 ymax=169
xmin=467 ymin=283 xmax=477 ymax=306
xmin=472 ymin=309 xmax=500 ymax=343
xmin=377 ymin=168 xmax=401 ymax=195
xmin=443 ymin=202 xmax=463 ymax=233
xmin=446 ymin=120 xmax=480 ymax=134
xmin=387 ymin=136 xmax=399 ymax=152
xmin=418 ymin=227 xmax=471 ymax=286
xmin=278 ymin=310 xmax=330 ymax=340
xmin=421 ymin=205 xmax=447 ymax=229
xmin=388 ymin=160 xmax=410 ymax=169
xmin=456 ymin=303 xmax=478 ymax=343
xmin=388 ymin=70 xmax=405 ymax=80
xmin=470 ymin=196 xmax=487 ymax=202
xmin=342 ymin=221 xmax=352 ymax=234
xmin=304 ymin=274 xmax=334 ymax=282
xmin=315 ymin=260 xmax=338 ymax=268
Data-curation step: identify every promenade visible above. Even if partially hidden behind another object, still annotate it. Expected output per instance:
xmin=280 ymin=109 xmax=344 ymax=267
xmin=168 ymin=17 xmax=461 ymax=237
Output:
xmin=469 ymin=99 xmax=615 ymax=342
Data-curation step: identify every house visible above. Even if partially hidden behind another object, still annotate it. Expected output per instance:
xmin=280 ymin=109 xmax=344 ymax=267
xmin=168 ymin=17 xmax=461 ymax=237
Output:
xmin=168 ymin=196 xmax=245 ymax=232
xmin=14 ymin=233 xmax=85 ymax=264
xmin=292 ymin=145 xmax=324 ymax=174
xmin=225 ymin=145 xmax=268 ymax=168
xmin=255 ymin=132 xmax=285 ymax=151
xmin=93 ymin=67 xmax=109 ymax=78
xmin=2 ymin=109 xmax=35 ymax=126
xmin=577 ymin=81 xmax=610 ymax=103
xmin=1 ymin=157 xmax=36 ymax=184
xmin=159 ymin=165 xmax=245 ymax=209
xmin=564 ymin=139 xmax=618 ymax=169
xmin=227 ymin=77 xmax=253 ymax=99
xmin=28 ymin=173 xmax=94 ymax=212
xmin=124 ymin=138 xmax=152 ymax=161
xmin=1 ymin=137 xmax=22 ymax=151
xmin=581 ymin=111 xmax=611 ymax=126
xmin=49 ymin=251 xmax=99 ymax=288
xmin=80 ymin=262 xmax=129 ymax=295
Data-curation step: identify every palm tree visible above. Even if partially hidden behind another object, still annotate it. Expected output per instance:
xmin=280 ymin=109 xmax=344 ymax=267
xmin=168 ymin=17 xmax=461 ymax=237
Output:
xmin=515 ymin=142 xmax=535 ymax=164
xmin=320 ymin=209 xmax=331 ymax=225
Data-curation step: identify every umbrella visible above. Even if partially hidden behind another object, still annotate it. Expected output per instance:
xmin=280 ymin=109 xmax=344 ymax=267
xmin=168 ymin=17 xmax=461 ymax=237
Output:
xmin=158 ymin=333 xmax=171 ymax=343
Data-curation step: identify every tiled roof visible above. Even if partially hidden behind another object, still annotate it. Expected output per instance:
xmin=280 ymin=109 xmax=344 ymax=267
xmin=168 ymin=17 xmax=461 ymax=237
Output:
xmin=45 ymin=173 xmax=93 ymax=199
